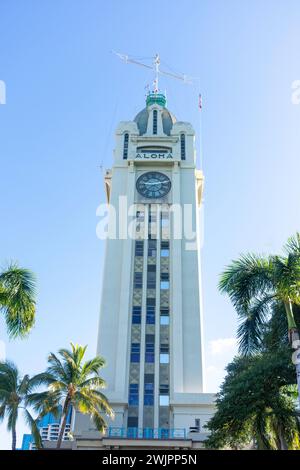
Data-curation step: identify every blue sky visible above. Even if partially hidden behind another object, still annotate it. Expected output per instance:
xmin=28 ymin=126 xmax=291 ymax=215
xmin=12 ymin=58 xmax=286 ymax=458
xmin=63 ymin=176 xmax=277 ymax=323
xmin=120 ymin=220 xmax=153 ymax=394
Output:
xmin=0 ymin=0 xmax=300 ymax=449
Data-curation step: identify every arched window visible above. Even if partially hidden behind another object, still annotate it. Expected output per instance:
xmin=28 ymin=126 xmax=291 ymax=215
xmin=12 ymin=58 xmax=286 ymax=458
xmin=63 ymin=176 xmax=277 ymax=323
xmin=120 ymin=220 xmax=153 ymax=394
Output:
xmin=180 ymin=133 xmax=186 ymax=160
xmin=153 ymin=110 xmax=158 ymax=135
xmin=123 ymin=133 xmax=129 ymax=159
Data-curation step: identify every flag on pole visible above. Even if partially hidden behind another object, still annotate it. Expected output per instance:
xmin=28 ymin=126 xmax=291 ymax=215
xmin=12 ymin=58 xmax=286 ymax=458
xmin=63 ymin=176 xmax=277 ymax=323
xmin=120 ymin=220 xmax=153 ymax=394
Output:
xmin=198 ymin=93 xmax=202 ymax=110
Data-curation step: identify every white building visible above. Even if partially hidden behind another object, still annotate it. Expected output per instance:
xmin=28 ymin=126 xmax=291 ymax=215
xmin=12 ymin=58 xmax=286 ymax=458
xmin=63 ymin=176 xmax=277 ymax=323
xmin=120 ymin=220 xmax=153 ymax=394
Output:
xmin=73 ymin=91 xmax=215 ymax=449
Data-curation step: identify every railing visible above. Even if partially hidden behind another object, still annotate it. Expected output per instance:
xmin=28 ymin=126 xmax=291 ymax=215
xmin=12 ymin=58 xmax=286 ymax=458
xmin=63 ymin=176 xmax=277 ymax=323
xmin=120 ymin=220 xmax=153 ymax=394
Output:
xmin=107 ymin=427 xmax=187 ymax=440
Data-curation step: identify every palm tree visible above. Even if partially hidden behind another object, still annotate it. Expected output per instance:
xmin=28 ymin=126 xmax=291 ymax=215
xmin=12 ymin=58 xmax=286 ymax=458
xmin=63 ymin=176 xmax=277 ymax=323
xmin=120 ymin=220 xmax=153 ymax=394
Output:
xmin=0 ymin=361 xmax=44 ymax=450
xmin=32 ymin=343 xmax=113 ymax=449
xmin=0 ymin=263 xmax=36 ymax=338
xmin=219 ymin=232 xmax=300 ymax=406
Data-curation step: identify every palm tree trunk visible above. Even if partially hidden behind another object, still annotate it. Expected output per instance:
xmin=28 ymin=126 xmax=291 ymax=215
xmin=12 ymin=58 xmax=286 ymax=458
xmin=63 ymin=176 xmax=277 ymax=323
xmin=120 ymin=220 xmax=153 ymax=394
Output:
xmin=284 ymin=300 xmax=298 ymax=336
xmin=11 ymin=426 xmax=17 ymax=451
xmin=278 ymin=428 xmax=288 ymax=450
xmin=284 ymin=301 xmax=300 ymax=409
xmin=56 ymin=400 xmax=70 ymax=449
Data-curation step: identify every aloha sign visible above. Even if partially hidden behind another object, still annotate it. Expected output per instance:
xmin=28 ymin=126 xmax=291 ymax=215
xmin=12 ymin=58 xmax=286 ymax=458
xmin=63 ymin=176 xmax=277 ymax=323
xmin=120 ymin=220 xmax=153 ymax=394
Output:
xmin=135 ymin=152 xmax=173 ymax=160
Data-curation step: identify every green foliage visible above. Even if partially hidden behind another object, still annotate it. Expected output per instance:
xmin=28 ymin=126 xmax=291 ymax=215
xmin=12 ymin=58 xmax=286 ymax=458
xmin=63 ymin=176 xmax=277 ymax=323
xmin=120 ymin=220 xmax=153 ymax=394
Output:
xmin=0 ymin=263 xmax=36 ymax=338
xmin=205 ymin=349 xmax=300 ymax=449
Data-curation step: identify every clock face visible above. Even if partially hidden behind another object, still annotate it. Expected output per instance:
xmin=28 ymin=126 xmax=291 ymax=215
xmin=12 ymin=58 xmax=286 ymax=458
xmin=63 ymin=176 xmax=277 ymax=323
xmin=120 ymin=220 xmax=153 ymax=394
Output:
xmin=136 ymin=172 xmax=171 ymax=199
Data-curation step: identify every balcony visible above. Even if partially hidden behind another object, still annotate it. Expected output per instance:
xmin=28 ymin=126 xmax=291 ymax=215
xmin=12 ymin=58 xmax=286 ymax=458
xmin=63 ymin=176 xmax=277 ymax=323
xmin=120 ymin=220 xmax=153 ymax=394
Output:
xmin=106 ymin=427 xmax=187 ymax=440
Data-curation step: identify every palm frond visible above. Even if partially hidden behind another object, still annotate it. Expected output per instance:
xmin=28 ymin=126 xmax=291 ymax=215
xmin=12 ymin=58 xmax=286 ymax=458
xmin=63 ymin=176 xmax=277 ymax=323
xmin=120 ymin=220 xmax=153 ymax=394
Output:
xmin=0 ymin=403 xmax=6 ymax=422
xmin=18 ymin=374 xmax=30 ymax=396
xmin=23 ymin=409 xmax=43 ymax=449
xmin=46 ymin=353 xmax=69 ymax=383
xmin=219 ymin=254 xmax=273 ymax=315
xmin=28 ymin=391 xmax=61 ymax=418
xmin=81 ymin=357 xmax=106 ymax=378
xmin=237 ymin=295 xmax=274 ymax=355
xmin=0 ymin=361 xmax=19 ymax=392
xmin=79 ymin=376 xmax=106 ymax=389
xmin=0 ymin=264 xmax=36 ymax=338
xmin=6 ymin=406 xmax=18 ymax=432
xmin=283 ymin=233 xmax=300 ymax=257
xmin=91 ymin=409 xmax=107 ymax=433
xmin=27 ymin=372 xmax=55 ymax=391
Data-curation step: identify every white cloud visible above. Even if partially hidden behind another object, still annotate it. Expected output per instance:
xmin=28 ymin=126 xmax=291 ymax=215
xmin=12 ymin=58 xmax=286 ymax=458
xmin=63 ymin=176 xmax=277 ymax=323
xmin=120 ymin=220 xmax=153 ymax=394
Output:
xmin=209 ymin=337 xmax=237 ymax=355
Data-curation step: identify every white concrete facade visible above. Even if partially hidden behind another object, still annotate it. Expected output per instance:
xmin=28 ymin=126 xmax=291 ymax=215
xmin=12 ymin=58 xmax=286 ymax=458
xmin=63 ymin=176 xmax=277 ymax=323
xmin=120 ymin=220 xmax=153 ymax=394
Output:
xmin=74 ymin=93 xmax=215 ymax=446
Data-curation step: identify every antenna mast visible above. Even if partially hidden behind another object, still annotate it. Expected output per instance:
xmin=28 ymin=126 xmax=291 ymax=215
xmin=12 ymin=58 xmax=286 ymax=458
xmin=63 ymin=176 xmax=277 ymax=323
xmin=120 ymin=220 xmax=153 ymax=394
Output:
xmin=112 ymin=51 xmax=198 ymax=93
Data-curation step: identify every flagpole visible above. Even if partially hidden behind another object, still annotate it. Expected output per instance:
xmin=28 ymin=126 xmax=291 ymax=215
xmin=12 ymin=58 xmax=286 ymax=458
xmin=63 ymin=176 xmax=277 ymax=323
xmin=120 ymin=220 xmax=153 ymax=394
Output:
xmin=198 ymin=93 xmax=203 ymax=170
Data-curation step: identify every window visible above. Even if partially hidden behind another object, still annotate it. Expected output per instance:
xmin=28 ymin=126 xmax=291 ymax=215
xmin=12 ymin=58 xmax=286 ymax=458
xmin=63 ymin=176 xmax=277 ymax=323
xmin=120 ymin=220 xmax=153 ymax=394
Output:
xmin=148 ymin=207 xmax=157 ymax=224
xmin=161 ymin=211 xmax=170 ymax=239
xmin=160 ymin=354 xmax=169 ymax=364
xmin=147 ymin=265 xmax=156 ymax=289
xmin=195 ymin=419 xmax=201 ymax=431
xmin=160 ymin=344 xmax=169 ymax=354
xmin=132 ymin=306 xmax=141 ymax=324
xmin=145 ymin=334 xmax=155 ymax=363
xmin=160 ymin=281 xmax=169 ymax=290
xmin=160 ymin=308 xmax=169 ymax=325
xmin=161 ymin=241 xmax=169 ymax=257
xmin=135 ymin=241 xmax=144 ymax=257
xmin=180 ymin=133 xmax=186 ymax=160
xmin=160 ymin=384 xmax=169 ymax=395
xmin=144 ymin=374 xmax=154 ymax=406
xmin=134 ymin=272 xmax=143 ymax=289
xmin=148 ymin=209 xmax=157 ymax=239
xmin=153 ymin=110 xmax=158 ymax=134
xmin=160 ymin=315 xmax=169 ymax=325
xmin=161 ymin=212 xmax=169 ymax=227
xmin=146 ymin=298 xmax=155 ymax=325
xmin=131 ymin=343 xmax=140 ymax=363
xmin=145 ymin=343 xmax=155 ymax=363
xmin=129 ymin=383 xmax=139 ymax=405
xmin=127 ymin=417 xmax=138 ymax=428
xmin=148 ymin=240 xmax=157 ymax=257
xmin=146 ymin=306 xmax=155 ymax=324
xmin=123 ymin=133 xmax=129 ymax=159
xmin=160 ymin=344 xmax=169 ymax=364
xmin=159 ymin=395 xmax=170 ymax=406
xmin=159 ymin=384 xmax=169 ymax=406
xmin=136 ymin=210 xmax=144 ymax=221
xmin=160 ymin=272 xmax=169 ymax=290
xmin=136 ymin=211 xmax=144 ymax=233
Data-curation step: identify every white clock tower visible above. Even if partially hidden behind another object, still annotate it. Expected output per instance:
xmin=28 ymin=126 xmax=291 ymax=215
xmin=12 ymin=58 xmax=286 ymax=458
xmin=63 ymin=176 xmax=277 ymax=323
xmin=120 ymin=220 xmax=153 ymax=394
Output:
xmin=74 ymin=91 xmax=215 ymax=449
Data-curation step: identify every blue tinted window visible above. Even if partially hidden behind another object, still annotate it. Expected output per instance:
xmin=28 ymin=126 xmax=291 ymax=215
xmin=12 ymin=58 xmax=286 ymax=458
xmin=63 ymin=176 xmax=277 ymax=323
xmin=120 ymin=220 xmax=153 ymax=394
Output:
xmin=135 ymin=241 xmax=144 ymax=257
xmin=145 ymin=342 xmax=155 ymax=363
xmin=129 ymin=384 xmax=139 ymax=405
xmin=144 ymin=379 xmax=154 ymax=405
xmin=131 ymin=343 xmax=140 ymax=363
xmin=146 ymin=305 xmax=155 ymax=324
xmin=132 ymin=306 xmax=141 ymax=324
xmin=134 ymin=272 xmax=143 ymax=288
xmin=180 ymin=133 xmax=186 ymax=160
xmin=153 ymin=110 xmax=158 ymax=135
xmin=123 ymin=133 xmax=129 ymax=159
